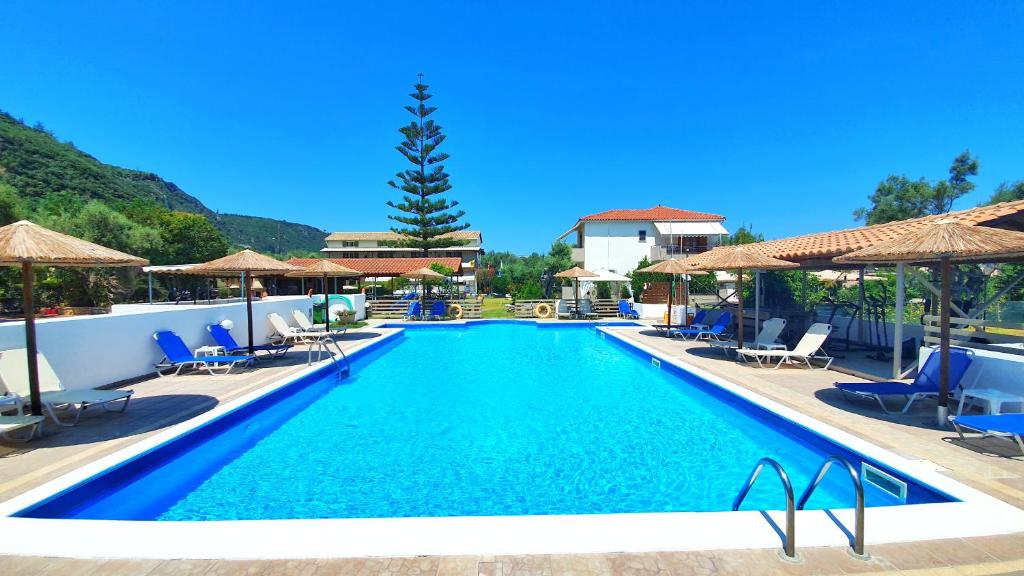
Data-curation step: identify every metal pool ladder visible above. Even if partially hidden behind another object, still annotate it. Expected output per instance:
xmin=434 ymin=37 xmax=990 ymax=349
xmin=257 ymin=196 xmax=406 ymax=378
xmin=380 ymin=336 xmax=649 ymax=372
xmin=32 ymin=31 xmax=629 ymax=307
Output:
xmin=308 ymin=336 xmax=350 ymax=375
xmin=797 ymin=456 xmax=866 ymax=558
xmin=732 ymin=457 xmax=796 ymax=560
xmin=733 ymin=455 xmax=867 ymax=561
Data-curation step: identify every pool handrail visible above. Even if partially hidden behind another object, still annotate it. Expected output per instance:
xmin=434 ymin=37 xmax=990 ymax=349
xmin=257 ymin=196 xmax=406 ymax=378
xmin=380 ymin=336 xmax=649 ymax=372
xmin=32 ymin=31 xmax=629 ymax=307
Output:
xmin=732 ymin=457 xmax=796 ymax=559
xmin=797 ymin=455 xmax=866 ymax=558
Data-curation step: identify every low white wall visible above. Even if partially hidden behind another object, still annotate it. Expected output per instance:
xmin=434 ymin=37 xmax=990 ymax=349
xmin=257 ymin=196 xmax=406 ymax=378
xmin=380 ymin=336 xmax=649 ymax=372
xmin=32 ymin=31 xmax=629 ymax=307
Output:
xmin=0 ymin=296 xmax=311 ymax=391
xmin=634 ymin=303 xmax=693 ymax=322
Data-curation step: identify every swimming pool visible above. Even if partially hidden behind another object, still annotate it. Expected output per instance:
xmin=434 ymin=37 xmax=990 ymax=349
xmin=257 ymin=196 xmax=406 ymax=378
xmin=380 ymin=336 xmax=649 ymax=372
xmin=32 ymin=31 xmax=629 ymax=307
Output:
xmin=2 ymin=321 xmax=1022 ymax=559
xmin=18 ymin=322 xmax=945 ymax=520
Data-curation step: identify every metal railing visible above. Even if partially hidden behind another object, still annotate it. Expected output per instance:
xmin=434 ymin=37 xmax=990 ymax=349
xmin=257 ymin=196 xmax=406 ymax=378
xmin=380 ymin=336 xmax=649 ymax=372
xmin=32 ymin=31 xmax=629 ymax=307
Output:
xmin=732 ymin=457 xmax=796 ymax=559
xmin=797 ymin=456 xmax=866 ymax=558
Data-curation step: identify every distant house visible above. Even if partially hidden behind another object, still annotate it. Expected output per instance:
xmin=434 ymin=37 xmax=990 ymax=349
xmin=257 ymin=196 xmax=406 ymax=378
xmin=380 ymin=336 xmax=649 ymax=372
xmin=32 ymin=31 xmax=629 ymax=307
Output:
xmin=555 ymin=206 xmax=728 ymax=273
xmin=321 ymin=230 xmax=484 ymax=293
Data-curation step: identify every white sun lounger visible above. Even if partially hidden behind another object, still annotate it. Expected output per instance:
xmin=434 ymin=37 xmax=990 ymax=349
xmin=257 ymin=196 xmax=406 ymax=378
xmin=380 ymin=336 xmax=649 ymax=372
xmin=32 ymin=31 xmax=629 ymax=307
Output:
xmin=292 ymin=309 xmax=326 ymax=332
xmin=709 ymin=317 xmax=787 ymax=356
xmin=0 ymin=414 xmax=45 ymax=442
xmin=0 ymin=349 xmax=133 ymax=427
xmin=735 ymin=323 xmax=834 ymax=369
xmin=268 ymin=312 xmax=335 ymax=345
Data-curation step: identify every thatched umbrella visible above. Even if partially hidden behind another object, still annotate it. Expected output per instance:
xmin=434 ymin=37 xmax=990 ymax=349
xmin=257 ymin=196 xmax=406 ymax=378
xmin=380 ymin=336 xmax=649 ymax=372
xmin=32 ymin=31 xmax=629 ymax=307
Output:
xmin=637 ymin=259 xmax=707 ymax=335
xmin=401 ymin=267 xmax=446 ymax=319
xmin=188 ymin=250 xmax=302 ymax=353
xmin=836 ymin=218 xmax=1024 ymax=425
xmin=684 ymin=246 xmax=798 ymax=349
xmin=554 ymin=266 xmax=598 ymax=319
xmin=287 ymin=260 xmax=361 ymax=331
xmin=0 ymin=220 xmax=148 ymax=416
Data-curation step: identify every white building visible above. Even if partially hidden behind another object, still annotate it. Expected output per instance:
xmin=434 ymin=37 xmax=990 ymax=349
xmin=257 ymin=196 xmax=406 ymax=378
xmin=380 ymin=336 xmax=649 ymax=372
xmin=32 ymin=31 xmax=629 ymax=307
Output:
xmin=555 ymin=206 xmax=728 ymax=273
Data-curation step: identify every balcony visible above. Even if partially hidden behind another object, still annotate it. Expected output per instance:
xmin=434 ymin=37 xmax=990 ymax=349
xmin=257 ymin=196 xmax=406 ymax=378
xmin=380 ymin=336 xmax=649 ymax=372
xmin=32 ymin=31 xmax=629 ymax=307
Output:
xmin=649 ymin=244 xmax=709 ymax=261
xmin=571 ymin=247 xmax=584 ymax=263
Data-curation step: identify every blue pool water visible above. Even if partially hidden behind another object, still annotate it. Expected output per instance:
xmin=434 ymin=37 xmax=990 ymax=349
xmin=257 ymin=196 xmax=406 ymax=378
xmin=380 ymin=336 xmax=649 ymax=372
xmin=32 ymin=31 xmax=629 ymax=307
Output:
xmin=21 ymin=322 xmax=949 ymax=520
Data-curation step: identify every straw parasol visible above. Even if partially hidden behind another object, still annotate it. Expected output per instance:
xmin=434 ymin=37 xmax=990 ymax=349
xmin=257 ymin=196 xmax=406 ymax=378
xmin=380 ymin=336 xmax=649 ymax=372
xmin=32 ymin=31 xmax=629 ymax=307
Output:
xmin=401 ymin=267 xmax=446 ymax=319
xmin=685 ymin=246 xmax=798 ymax=349
xmin=0 ymin=220 xmax=148 ymax=416
xmin=188 ymin=250 xmax=302 ymax=353
xmin=836 ymin=219 xmax=1024 ymax=425
xmin=287 ymin=260 xmax=361 ymax=331
xmin=637 ymin=259 xmax=707 ymax=336
xmin=554 ymin=266 xmax=598 ymax=319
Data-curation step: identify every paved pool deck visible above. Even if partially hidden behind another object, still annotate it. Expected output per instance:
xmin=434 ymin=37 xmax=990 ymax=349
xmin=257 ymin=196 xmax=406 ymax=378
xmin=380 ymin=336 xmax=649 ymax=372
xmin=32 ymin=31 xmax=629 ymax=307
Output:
xmin=1 ymin=321 xmax=1023 ymax=575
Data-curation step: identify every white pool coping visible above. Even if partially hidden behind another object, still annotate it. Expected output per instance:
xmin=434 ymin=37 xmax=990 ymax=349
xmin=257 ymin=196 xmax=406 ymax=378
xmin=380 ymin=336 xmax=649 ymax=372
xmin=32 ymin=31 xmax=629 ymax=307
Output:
xmin=0 ymin=324 xmax=1022 ymax=560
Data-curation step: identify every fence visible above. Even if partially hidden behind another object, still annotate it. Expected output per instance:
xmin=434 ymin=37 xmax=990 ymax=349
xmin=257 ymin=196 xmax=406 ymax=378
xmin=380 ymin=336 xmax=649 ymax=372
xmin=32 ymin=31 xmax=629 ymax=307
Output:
xmin=366 ymin=299 xmax=481 ymax=319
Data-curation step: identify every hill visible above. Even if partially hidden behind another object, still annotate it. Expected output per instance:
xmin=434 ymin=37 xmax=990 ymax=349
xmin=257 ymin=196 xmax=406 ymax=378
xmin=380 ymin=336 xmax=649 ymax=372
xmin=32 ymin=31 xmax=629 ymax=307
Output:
xmin=0 ymin=111 xmax=326 ymax=253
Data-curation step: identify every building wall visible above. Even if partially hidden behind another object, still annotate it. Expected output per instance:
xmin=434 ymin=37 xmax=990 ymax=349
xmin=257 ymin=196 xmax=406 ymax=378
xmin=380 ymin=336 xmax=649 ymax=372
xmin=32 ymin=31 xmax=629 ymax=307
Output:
xmin=582 ymin=222 xmax=657 ymax=273
xmin=0 ymin=296 xmax=311 ymax=391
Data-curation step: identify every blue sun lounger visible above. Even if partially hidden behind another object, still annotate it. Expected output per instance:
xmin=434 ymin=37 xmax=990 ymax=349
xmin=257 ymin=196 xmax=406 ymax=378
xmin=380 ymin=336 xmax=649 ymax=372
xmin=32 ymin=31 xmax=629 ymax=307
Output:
xmin=207 ymin=324 xmax=291 ymax=360
xmin=617 ymin=300 xmax=639 ymax=319
xmin=429 ymin=300 xmax=446 ymax=320
xmin=670 ymin=311 xmax=732 ymax=341
xmin=153 ymin=331 xmax=256 ymax=376
xmin=654 ymin=309 xmax=706 ymax=333
xmin=951 ymin=414 xmax=1024 ymax=455
xmin=834 ymin=347 xmax=973 ymax=413
xmin=403 ymin=301 xmax=422 ymax=320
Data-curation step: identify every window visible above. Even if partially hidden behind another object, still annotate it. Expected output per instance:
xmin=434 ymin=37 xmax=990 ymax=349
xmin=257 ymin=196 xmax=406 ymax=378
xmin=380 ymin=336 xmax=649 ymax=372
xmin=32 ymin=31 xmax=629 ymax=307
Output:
xmin=638 ymin=230 xmax=647 ymax=242
xmin=341 ymin=251 xmax=358 ymax=258
xmin=342 ymin=240 xmax=358 ymax=247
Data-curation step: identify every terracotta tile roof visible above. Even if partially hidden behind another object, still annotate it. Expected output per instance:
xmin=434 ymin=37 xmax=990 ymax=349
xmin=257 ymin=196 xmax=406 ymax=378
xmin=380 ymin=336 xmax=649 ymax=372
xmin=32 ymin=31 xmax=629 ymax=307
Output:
xmin=286 ymin=257 xmax=463 ymax=276
xmin=325 ymin=231 xmax=481 ymax=242
xmin=579 ymin=206 xmax=725 ymax=222
xmin=742 ymin=200 xmax=1024 ymax=264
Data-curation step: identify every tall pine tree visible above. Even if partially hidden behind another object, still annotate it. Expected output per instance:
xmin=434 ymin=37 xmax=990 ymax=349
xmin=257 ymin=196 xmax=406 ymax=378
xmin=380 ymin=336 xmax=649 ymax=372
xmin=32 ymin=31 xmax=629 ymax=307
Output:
xmin=386 ymin=76 xmax=469 ymax=256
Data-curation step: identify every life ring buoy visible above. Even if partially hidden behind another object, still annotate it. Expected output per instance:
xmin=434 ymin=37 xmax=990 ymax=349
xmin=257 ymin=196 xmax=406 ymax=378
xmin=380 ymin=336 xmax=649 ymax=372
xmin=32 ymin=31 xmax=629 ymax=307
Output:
xmin=534 ymin=303 xmax=553 ymax=318
xmin=450 ymin=303 xmax=464 ymax=319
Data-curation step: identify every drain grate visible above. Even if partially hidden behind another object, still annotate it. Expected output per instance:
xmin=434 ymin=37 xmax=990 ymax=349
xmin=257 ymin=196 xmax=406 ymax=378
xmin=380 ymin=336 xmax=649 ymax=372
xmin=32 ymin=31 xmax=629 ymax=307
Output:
xmin=863 ymin=463 xmax=907 ymax=502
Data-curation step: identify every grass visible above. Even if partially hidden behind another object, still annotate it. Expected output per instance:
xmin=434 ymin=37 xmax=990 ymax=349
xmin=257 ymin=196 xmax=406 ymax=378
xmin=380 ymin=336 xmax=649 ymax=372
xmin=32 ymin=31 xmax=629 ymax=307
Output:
xmin=481 ymin=297 xmax=514 ymax=319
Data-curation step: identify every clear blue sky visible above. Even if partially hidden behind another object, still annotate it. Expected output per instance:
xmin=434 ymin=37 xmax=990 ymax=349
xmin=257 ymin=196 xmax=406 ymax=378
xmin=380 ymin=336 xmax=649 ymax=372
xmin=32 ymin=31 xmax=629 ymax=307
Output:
xmin=2 ymin=1 xmax=1022 ymax=254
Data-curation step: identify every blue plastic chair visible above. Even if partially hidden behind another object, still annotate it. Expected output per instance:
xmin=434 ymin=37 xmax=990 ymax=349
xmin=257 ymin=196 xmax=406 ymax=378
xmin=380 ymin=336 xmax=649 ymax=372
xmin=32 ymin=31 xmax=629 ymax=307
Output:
xmin=671 ymin=311 xmax=732 ymax=340
xmin=207 ymin=324 xmax=291 ymax=360
xmin=951 ymin=413 xmax=1024 ymax=455
xmin=402 ymin=291 xmax=418 ymax=300
xmin=835 ymin=347 xmax=974 ymax=413
xmin=617 ymin=299 xmax=639 ymax=319
xmin=429 ymin=300 xmax=446 ymax=320
xmin=404 ymin=301 xmax=422 ymax=320
xmin=153 ymin=330 xmax=255 ymax=376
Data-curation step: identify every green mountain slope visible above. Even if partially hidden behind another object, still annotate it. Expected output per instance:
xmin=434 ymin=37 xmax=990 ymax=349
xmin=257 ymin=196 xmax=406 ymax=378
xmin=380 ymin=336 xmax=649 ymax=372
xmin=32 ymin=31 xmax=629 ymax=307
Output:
xmin=0 ymin=111 xmax=326 ymax=253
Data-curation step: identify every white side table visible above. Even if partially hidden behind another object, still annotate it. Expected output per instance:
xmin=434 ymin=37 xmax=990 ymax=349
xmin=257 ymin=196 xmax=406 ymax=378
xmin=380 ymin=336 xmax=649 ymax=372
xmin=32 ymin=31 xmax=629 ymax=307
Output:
xmin=957 ymin=388 xmax=1024 ymax=416
xmin=194 ymin=345 xmax=226 ymax=358
xmin=0 ymin=394 xmax=23 ymax=415
xmin=757 ymin=342 xmax=787 ymax=351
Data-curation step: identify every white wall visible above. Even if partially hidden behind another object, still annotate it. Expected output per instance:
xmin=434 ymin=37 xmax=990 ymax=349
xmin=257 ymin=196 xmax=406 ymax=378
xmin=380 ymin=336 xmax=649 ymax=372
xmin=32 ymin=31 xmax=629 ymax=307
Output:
xmin=0 ymin=296 xmax=311 ymax=391
xmin=920 ymin=345 xmax=1024 ymax=408
xmin=582 ymin=222 xmax=655 ymax=273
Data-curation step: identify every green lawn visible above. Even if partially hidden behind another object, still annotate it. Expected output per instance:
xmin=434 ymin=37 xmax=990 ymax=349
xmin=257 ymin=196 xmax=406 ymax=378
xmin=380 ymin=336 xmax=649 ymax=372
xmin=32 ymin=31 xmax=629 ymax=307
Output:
xmin=480 ymin=297 xmax=514 ymax=318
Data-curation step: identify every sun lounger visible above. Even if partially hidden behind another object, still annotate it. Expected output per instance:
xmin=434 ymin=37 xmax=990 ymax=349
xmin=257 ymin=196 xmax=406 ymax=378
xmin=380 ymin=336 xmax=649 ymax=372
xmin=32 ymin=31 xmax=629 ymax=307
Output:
xmin=951 ymin=413 xmax=1024 ymax=455
xmin=267 ymin=312 xmax=336 ymax=345
xmin=207 ymin=324 xmax=291 ymax=360
xmin=670 ymin=312 xmax=732 ymax=341
xmin=0 ymin=414 xmax=44 ymax=442
xmin=617 ymin=300 xmax=639 ymax=319
xmin=292 ymin=309 xmax=326 ymax=332
xmin=153 ymin=331 xmax=255 ymax=377
xmin=429 ymin=300 xmax=446 ymax=320
xmin=735 ymin=323 xmax=834 ymax=369
xmin=709 ymin=317 xmax=786 ymax=356
xmin=403 ymin=301 xmax=422 ymax=320
xmin=653 ymin=309 xmax=707 ymax=333
xmin=835 ymin=347 xmax=973 ymax=413
xmin=0 ymin=349 xmax=134 ymax=427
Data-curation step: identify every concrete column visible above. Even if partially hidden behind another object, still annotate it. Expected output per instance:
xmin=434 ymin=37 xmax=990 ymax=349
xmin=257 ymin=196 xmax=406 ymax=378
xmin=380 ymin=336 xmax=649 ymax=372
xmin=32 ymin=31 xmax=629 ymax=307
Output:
xmin=893 ymin=263 xmax=905 ymax=378
xmin=754 ymin=270 xmax=761 ymax=335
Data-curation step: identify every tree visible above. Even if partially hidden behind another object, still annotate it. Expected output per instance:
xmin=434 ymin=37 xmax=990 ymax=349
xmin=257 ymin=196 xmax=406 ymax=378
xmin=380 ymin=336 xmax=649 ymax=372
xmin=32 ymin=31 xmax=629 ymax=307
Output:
xmin=854 ymin=150 xmax=979 ymax=225
xmin=987 ymin=181 xmax=1024 ymax=205
xmin=157 ymin=211 xmax=230 ymax=265
xmin=0 ymin=183 xmax=25 ymax=225
xmin=722 ymin=224 xmax=764 ymax=246
xmin=545 ymin=242 xmax=574 ymax=274
xmin=385 ymin=77 xmax=469 ymax=256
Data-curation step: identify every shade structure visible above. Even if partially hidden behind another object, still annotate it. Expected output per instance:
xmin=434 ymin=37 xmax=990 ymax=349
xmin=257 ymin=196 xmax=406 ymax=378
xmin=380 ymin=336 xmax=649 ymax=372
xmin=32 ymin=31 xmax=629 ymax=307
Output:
xmin=836 ymin=219 xmax=1024 ymax=425
xmin=555 ymin=266 xmax=598 ymax=320
xmin=287 ymin=260 xmax=361 ymax=331
xmin=401 ymin=267 xmax=447 ymax=319
xmin=0 ymin=220 xmax=148 ymax=418
xmin=637 ymin=259 xmax=708 ymax=335
xmin=187 ymin=250 xmax=302 ymax=353
xmin=685 ymin=246 xmax=798 ymax=349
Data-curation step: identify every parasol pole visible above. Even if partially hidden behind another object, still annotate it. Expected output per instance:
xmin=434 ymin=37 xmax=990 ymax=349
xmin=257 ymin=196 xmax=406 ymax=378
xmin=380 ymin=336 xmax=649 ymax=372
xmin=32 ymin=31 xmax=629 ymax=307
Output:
xmin=244 ymin=271 xmax=254 ymax=354
xmin=666 ymin=274 xmax=674 ymax=336
xmin=323 ymin=273 xmax=330 ymax=332
xmin=22 ymin=262 xmax=42 ymax=417
xmin=575 ymin=278 xmax=581 ymax=319
xmin=938 ymin=255 xmax=952 ymax=426
xmin=737 ymin=267 xmax=745 ymax=350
